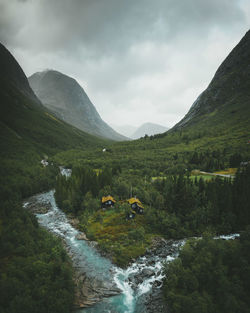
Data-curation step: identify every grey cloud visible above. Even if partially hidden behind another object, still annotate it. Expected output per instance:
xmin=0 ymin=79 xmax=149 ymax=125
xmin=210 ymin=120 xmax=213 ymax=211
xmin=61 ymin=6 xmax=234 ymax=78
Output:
xmin=0 ymin=0 xmax=246 ymax=54
xmin=0 ymin=0 xmax=249 ymax=127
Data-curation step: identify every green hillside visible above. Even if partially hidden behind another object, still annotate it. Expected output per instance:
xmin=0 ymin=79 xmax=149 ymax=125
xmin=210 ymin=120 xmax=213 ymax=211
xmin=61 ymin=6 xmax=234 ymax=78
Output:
xmin=0 ymin=43 xmax=109 ymax=198
xmin=53 ymin=31 xmax=250 ymax=173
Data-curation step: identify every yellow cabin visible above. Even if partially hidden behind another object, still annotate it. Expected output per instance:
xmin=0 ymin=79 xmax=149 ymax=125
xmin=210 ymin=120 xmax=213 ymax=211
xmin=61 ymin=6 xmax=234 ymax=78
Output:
xmin=128 ymin=197 xmax=144 ymax=214
xmin=101 ymin=195 xmax=116 ymax=208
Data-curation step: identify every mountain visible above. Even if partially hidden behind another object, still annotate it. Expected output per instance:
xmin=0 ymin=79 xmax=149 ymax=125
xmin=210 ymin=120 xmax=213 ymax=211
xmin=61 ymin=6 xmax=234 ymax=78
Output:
xmin=28 ymin=70 xmax=127 ymax=141
xmin=131 ymin=122 xmax=169 ymax=139
xmin=172 ymin=30 xmax=250 ymax=133
xmin=0 ymin=42 xmax=108 ymax=197
xmin=110 ymin=124 xmax=137 ymax=138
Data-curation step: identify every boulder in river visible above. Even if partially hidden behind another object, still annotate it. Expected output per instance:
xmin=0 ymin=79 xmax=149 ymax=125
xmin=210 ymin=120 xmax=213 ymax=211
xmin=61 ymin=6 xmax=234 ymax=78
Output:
xmin=74 ymin=272 xmax=121 ymax=308
xmin=141 ymin=268 xmax=154 ymax=278
xmin=76 ymin=232 xmax=88 ymax=241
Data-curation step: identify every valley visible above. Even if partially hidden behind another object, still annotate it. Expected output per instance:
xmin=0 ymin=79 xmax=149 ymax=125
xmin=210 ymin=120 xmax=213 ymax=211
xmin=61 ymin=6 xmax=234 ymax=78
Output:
xmin=0 ymin=20 xmax=250 ymax=313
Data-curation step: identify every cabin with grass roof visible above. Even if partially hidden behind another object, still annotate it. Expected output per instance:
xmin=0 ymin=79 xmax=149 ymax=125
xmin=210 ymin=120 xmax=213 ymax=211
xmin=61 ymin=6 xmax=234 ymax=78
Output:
xmin=128 ymin=197 xmax=144 ymax=214
xmin=101 ymin=195 xmax=116 ymax=209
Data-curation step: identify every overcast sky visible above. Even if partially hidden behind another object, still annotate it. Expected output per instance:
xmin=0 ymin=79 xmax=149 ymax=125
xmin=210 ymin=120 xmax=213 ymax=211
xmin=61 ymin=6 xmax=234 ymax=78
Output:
xmin=0 ymin=0 xmax=249 ymax=130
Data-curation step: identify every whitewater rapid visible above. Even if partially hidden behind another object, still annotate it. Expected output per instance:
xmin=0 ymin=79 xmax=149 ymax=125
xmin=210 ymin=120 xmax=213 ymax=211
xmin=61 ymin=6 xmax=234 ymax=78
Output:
xmin=23 ymin=188 xmax=240 ymax=313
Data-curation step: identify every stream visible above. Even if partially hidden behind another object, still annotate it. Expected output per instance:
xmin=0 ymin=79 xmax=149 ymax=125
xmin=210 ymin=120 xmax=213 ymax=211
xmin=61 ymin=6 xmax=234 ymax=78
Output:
xmin=23 ymin=185 xmax=240 ymax=313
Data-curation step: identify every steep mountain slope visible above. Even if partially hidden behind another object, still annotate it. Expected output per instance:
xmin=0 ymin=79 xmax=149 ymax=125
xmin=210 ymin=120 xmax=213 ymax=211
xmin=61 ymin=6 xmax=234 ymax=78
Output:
xmin=0 ymin=43 xmax=40 ymax=105
xmin=29 ymin=70 xmax=127 ymax=141
xmin=172 ymin=30 xmax=250 ymax=132
xmin=52 ymin=30 xmax=250 ymax=174
xmin=0 ymin=42 xmax=107 ymax=197
xmin=131 ymin=122 xmax=168 ymax=139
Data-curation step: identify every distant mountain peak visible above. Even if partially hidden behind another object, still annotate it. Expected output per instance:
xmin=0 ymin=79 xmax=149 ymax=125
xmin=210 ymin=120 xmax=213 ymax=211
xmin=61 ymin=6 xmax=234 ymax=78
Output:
xmin=29 ymin=70 xmax=127 ymax=141
xmin=132 ymin=122 xmax=169 ymax=139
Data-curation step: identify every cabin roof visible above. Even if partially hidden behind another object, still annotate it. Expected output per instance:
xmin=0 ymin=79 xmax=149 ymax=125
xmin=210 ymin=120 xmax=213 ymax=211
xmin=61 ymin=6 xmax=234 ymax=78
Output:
xmin=128 ymin=197 xmax=144 ymax=208
xmin=101 ymin=195 xmax=116 ymax=203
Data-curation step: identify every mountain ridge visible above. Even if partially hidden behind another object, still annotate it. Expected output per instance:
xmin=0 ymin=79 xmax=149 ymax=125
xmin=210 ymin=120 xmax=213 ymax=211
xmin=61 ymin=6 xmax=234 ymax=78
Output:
xmin=0 ymin=41 xmax=108 ymax=197
xmin=29 ymin=70 xmax=127 ymax=141
xmin=172 ymin=29 xmax=250 ymax=130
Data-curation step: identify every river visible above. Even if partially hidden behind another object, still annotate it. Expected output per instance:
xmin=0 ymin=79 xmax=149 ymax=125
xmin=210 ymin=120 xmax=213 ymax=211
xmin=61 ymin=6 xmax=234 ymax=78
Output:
xmin=23 ymin=189 xmax=240 ymax=313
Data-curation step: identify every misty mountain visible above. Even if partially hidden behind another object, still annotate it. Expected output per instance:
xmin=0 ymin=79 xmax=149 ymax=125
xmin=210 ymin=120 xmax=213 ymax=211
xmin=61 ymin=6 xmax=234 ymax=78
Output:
xmin=110 ymin=124 xmax=137 ymax=138
xmin=0 ymin=42 xmax=106 ymax=164
xmin=28 ymin=70 xmax=127 ymax=141
xmin=131 ymin=122 xmax=169 ymax=139
xmin=172 ymin=30 xmax=250 ymax=132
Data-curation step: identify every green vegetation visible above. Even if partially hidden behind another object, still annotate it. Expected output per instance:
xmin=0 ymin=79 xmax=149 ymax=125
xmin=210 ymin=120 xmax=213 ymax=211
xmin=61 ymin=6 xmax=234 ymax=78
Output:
xmin=0 ymin=195 xmax=74 ymax=313
xmin=163 ymin=230 xmax=250 ymax=313
xmin=1 ymin=32 xmax=250 ymax=311
xmin=54 ymin=164 xmax=250 ymax=266
xmin=0 ymin=80 xmax=109 ymax=199
xmin=0 ymin=60 xmax=108 ymax=311
xmin=83 ymin=208 xmax=150 ymax=266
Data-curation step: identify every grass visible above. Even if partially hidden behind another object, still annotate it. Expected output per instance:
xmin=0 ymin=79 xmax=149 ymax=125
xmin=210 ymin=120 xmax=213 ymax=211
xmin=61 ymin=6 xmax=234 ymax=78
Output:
xmin=214 ymin=168 xmax=237 ymax=175
xmin=189 ymin=175 xmax=214 ymax=181
xmin=80 ymin=208 xmax=154 ymax=267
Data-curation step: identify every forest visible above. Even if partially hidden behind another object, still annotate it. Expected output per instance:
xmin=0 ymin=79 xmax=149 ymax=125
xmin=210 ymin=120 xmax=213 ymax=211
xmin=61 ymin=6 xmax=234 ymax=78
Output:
xmin=53 ymin=160 xmax=250 ymax=311
xmin=0 ymin=185 xmax=75 ymax=313
xmin=54 ymin=162 xmax=250 ymax=266
xmin=163 ymin=230 xmax=250 ymax=313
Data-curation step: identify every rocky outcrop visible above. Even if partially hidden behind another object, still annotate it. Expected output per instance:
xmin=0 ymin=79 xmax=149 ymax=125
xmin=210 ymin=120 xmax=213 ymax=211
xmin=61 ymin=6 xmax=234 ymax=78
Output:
xmin=139 ymin=287 xmax=169 ymax=313
xmin=23 ymin=195 xmax=52 ymax=214
xmin=76 ymin=232 xmax=89 ymax=241
xmin=126 ymin=237 xmax=185 ymax=313
xmin=74 ymin=271 xmax=121 ymax=308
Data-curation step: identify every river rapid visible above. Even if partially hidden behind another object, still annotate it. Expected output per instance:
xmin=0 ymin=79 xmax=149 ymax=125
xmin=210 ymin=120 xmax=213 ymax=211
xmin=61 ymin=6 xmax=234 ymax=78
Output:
xmin=23 ymin=188 xmax=240 ymax=313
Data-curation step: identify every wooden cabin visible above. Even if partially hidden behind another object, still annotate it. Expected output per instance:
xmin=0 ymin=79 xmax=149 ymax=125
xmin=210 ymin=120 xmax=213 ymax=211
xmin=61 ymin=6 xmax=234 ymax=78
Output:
xmin=101 ymin=195 xmax=116 ymax=208
xmin=128 ymin=197 xmax=144 ymax=214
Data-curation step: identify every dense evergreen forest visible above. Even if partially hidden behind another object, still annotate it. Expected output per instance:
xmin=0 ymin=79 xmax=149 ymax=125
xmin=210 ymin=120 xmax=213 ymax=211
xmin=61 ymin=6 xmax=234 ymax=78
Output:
xmin=0 ymin=189 xmax=75 ymax=313
xmin=53 ymin=162 xmax=250 ymax=311
xmin=163 ymin=230 xmax=250 ymax=313
xmin=54 ymin=163 xmax=250 ymax=264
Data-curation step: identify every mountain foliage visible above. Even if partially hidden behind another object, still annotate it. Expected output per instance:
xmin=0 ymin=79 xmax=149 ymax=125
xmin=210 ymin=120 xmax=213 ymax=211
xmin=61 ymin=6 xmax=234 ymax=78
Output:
xmin=1 ymin=28 xmax=250 ymax=312
xmin=0 ymin=196 xmax=74 ymax=313
xmin=0 ymin=43 xmax=107 ymax=312
xmin=54 ymin=164 xmax=250 ymax=266
xmin=163 ymin=231 xmax=250 ymax=313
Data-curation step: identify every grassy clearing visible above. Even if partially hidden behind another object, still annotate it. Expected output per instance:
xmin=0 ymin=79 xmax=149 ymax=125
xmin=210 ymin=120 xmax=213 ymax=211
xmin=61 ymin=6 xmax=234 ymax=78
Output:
xmin=189 ymin=175 xmax=214 ymax=181
xmin=214 ymin=168 xmax=237 ymax=175
xmin=80 ymin=208 xmax=154 ymax=267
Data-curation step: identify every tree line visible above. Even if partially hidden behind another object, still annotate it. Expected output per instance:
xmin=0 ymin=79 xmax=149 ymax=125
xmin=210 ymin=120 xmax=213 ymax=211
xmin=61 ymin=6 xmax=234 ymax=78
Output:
xmin=148 ymin=165 xmax=250 ymax=238
xmin=163 ymin=230 xmax=250 ymax=313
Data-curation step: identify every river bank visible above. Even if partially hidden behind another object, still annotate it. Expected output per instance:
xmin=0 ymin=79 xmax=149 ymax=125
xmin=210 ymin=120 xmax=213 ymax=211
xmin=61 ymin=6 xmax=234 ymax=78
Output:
xmin=23 ymin=191 xmax=122 ymax=309
xmin=23 ymin=190 xmax=187 ymax=312
xmin=23 ymin=190 xmax=241 ymax=313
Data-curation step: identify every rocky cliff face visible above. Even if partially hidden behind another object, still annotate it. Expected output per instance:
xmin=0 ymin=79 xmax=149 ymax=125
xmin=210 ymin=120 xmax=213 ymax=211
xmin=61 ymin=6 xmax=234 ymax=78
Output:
xmin=29 ymin=70 xmax=127 ymax=141
xmin=173 ymin=30 xmax=250 ymax=130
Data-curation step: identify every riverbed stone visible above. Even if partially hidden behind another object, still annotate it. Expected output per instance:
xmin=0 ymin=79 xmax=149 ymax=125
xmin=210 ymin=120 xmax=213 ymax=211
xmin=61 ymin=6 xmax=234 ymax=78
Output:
xmin=74 ymin=272 xmax=121 ymax=308
xmin=76 ymin=232 xmax=88 ymax=240
xmin=141 ymin=268 xmax=154 ymax=278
